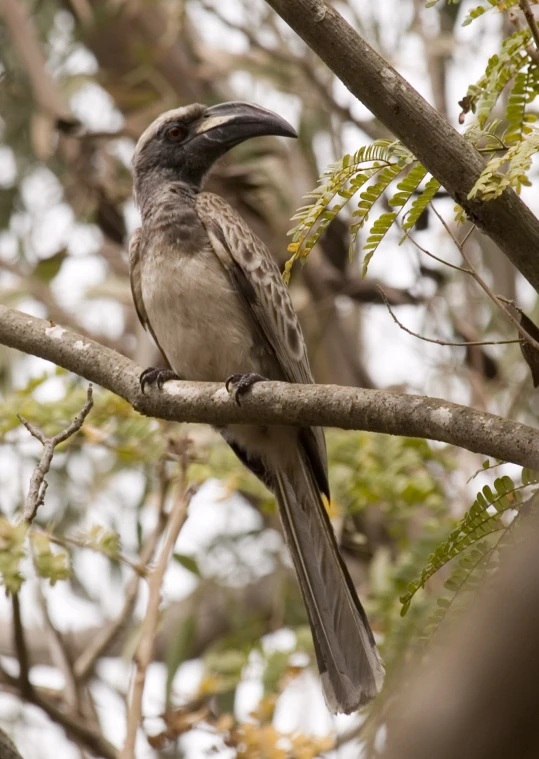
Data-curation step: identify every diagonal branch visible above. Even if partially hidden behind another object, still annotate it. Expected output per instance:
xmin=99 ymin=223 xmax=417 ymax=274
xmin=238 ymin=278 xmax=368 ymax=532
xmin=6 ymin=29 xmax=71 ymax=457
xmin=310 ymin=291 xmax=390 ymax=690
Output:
xmin=121 ymin=456 xmax=192 ymax=759
xmin=1 ymin=305 xmax=539 ymax=469
xmin=0 ymin=664 xmax=117 ymax=759
xmin=263 ymin=0 xmax=539 ymax=295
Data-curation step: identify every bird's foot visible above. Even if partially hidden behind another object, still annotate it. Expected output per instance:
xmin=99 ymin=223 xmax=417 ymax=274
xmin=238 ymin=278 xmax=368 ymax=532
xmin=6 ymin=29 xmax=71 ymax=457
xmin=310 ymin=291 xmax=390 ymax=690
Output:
xmin=140 ymin=367 xmax=181 ymax=394
xmin=225 ymin=373 xmax=267 ymax=406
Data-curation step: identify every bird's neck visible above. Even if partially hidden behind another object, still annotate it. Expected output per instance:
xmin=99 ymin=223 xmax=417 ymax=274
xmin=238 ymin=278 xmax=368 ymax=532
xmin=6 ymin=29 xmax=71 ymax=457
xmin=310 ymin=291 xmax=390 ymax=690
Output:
xmin=135 ymin=167 xmax=200 ymax=219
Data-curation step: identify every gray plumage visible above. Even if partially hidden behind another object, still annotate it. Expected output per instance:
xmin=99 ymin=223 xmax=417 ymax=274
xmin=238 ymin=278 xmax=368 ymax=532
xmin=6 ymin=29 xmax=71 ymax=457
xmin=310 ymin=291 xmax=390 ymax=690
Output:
xmin=130 ymin=102 xmax=384 ymax=713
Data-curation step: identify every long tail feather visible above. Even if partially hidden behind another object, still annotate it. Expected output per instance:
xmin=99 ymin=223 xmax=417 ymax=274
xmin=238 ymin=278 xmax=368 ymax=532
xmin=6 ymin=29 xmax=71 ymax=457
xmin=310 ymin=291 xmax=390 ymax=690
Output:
xmin=275 ymin=452 xmax=384 ymax=714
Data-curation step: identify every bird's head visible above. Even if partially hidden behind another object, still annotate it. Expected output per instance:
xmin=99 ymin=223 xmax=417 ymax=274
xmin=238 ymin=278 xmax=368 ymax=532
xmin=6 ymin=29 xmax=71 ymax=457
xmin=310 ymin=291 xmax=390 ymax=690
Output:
xmin=132 ymin=101 xmax=297 ymax=202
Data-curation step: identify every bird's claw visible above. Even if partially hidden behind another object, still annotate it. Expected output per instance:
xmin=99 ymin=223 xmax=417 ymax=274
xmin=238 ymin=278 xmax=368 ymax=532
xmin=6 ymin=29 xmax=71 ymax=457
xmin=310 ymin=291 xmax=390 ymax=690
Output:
xmin=225 ymin=373 xmax=267 ymax=406
xmin=140 ymin=367 xmax=180 ymax=394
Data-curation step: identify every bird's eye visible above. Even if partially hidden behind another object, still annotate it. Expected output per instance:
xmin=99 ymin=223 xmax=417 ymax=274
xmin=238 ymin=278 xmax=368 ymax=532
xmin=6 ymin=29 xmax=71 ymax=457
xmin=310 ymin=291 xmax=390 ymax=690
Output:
xmin=165 ymin=125 xmax=185 ymax=142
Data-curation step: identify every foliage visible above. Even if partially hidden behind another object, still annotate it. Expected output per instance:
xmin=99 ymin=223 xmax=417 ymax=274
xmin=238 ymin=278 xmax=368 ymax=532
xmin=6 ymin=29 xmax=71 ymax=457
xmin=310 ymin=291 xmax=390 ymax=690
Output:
xmin=286 ymin=7 xmax=539 ymax=276
xmin=399 ymin=465 xmax=539 ymax=641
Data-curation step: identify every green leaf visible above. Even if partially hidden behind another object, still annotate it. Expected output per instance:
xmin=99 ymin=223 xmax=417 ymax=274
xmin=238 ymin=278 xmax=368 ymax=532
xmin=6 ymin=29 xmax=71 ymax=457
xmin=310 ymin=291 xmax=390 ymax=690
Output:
xmin=173 ymin=553 xmax=202 ymax=578
xmin=33 ymin=249 xmax=68 ymax=283
xmin=402 ymin=177 xmax=441 ymax=231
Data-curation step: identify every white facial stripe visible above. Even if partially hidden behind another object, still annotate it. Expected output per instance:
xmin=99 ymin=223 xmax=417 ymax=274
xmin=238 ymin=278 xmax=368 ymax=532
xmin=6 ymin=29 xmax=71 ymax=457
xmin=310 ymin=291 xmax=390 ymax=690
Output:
xmin=194 ymin=114 xmax=236 ymax=135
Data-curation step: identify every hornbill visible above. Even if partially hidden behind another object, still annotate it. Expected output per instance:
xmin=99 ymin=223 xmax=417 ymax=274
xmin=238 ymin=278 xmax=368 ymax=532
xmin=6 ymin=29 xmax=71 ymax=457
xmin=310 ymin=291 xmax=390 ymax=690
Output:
xmin=129 ymin=102 xmax=384 ymax=713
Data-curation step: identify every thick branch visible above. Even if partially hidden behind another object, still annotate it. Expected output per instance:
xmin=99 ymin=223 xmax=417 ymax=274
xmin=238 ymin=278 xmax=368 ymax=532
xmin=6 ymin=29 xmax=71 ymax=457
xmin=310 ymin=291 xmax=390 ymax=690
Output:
xmin=264 ymin=0 xmax=539 ymax=295
xmin=382 ymin=515 xmax=539 ymax=759
xmin=1 ymin=305 xmax=539 ymax=468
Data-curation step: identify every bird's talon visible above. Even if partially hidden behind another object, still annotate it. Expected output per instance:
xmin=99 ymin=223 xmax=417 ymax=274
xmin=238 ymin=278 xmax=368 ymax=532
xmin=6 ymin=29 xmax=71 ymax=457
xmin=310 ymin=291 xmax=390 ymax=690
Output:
xmin=140 ymin=368 xmax=180 ymax=394
xmin=225 ymin=373 xmax=267 ymax=406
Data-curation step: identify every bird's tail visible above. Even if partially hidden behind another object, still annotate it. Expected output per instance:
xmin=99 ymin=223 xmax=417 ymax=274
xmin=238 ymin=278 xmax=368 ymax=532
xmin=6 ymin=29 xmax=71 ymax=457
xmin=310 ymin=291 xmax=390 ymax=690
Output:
xmin=275 ymin=451 xmax=384 ymax=714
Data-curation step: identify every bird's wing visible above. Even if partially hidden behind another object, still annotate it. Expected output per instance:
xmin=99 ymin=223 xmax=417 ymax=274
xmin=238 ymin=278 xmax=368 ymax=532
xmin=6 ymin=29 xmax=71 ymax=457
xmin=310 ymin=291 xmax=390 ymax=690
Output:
xmin=196 ymin=192 xmax=313 ymax=385
xmin=196 ymin=192 xmax=328 ymax=495
xmin=128 ymin=227 xmax=172 ymax=369
xmin=128 ymin=228 xmax=149 ymax=329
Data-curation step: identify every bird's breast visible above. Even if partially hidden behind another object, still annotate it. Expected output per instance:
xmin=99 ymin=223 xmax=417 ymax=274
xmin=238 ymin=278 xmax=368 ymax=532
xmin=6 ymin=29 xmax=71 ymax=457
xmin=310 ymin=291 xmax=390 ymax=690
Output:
xmin=140 ymin=238 xmax=261 ymax=381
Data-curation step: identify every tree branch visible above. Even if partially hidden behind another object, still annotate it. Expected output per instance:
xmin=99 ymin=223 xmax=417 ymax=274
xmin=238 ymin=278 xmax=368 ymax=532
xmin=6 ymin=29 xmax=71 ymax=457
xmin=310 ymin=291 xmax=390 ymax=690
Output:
xmin=1 ymin=305 xmax=539 ymax=468
xmin=263 ymin=0 xmax=539 ymax=295
xmin=0 ymin=664 xmax=117 ymax=759
xmin=0 ymin=0 xmax=73 ymax=121
xmin=74 ymin=478 xmax=169 ymax=682
xmin=18 ymin=385 xmax=94 ymax=522
xmin=121 ymin=458 xmax=191 ymax=759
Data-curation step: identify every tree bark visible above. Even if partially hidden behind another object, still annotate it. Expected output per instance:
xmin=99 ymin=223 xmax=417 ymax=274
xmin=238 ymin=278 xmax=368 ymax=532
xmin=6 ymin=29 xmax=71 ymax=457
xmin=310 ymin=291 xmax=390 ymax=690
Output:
xmin=382 ymin=514 xmax=539 ymax=759
xmin=1 ymin=305 xmax=539 ymax=468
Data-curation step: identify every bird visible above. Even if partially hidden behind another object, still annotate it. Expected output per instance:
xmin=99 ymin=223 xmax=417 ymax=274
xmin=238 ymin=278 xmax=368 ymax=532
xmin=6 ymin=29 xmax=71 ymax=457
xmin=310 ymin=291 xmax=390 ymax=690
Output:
xmin=129 ymin=101 xmax=384 ymax=713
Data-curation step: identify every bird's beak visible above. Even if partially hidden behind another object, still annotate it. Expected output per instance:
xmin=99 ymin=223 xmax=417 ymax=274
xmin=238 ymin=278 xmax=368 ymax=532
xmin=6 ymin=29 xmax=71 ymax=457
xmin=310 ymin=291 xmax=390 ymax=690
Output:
xmin=193 ymin=101 xmax=298 ymax=145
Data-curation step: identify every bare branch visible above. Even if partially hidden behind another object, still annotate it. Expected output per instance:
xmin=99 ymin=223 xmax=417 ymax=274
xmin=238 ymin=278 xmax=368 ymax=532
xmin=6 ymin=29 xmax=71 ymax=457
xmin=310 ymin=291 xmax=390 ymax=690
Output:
xmin=11 ymin=594 xmax=32 ymax=700
xmin=0 ymin=0 xmax=74 ymax=122
xmin=74 ymin=467 xmax=170 ymax=682
xmin=121 ymin=455 xmax=192 ymax=758
xmin=18 ymin=385 xmax=94 ymax=523
xmin=378 ymin=287 xmax=521 ymax=347
xmin=36 ymin=585 xmax=80 ymax=713
xmin=430 ymin=206 xmax=539 ymax=352
xmin=0 ymin=664 xmax=117 ymax=759
xmin=1 ymin=306 xmax=539 ymax=469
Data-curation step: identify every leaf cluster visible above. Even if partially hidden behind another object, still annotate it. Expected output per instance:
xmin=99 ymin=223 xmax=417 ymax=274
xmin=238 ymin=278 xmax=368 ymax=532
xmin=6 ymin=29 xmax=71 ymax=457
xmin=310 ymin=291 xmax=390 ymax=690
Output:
xmin=400 ymin=465 xmax=539 ymax=641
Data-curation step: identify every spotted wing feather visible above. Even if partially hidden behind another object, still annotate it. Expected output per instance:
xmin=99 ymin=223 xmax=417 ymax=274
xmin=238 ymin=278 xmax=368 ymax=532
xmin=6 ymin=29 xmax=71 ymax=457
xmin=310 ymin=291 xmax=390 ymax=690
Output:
xmin=196 ymin=192 xmax=328 ymax=494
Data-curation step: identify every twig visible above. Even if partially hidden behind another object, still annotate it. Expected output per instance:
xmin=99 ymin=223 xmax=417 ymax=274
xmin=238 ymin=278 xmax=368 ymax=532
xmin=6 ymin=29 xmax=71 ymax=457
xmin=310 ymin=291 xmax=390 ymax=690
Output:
xmin=430 ymin=206 xmax=539 ymax=353
xmin=0 ymin=664 xmax=116 ymax=759
xmin=45 ymin=532 xmax=144 ymax=576
xmin=74 ymin=462 xmax=171 ymax=682
xmin=35 ymin=584 xmax=80 ymax=712
xmin=11 ymin=594 xmax=32 ymax=700
xmin=0 ymin=0 xmax=74 ymax=121
xmin=121 ymin=454 xmax=192 ymax=759
xmin=18 ymin=385 xmax=94 ymax=523
xmin=378 ymin=287 xmax=522 ymax=348
xmin=406 ymin=231 xmax=472 ymax=275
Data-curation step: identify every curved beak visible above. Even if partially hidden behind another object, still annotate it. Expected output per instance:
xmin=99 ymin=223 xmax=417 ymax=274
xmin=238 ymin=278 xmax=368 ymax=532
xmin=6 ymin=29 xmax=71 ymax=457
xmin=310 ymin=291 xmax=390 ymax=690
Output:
xmin=193 ymin=101 xmax=297 ymax=145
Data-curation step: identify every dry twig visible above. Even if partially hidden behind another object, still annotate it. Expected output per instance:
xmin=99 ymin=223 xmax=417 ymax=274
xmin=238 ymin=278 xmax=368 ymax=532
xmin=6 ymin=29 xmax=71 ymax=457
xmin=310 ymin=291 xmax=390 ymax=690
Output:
xmin=378 ymin=287 xmax=522 ymax=348
xmin=75 ymin=462 xmax=171 ymax=682
xmin=121 ymin=449 xmax=193 ymax=759
xmin=430 ymin=207 xmax=539 ymax=352
xmin=18 ymin=385 xmax=94 ymax=523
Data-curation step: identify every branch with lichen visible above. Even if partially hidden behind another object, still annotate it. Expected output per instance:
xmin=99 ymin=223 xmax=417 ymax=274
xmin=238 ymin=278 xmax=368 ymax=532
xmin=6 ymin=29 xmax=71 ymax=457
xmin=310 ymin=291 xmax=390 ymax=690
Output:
xmin=0 ymin=305 xmax=539 ymax=470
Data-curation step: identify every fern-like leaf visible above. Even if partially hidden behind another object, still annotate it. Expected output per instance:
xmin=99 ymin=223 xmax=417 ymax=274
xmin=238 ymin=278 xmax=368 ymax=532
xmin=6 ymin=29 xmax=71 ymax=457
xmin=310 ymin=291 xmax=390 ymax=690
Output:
xmin=349 ymin=159 xmax=414 ymax=268
xmin=284 ymin=140 xmax=403 ymax=281
xmin=402 ymin=176 xmax=442 ymax=233
xmin=464 ymin=30 xmax=531 ymax=126
xmin=400 ymin=473 xmax=527 ymax=615
xmin=462 ymin=0 xmax=519 ymax=26
xmin=505 ymin=65 xmax=539 ymax=144
xmin=469 ymin=127 xmax=539 ymax=200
